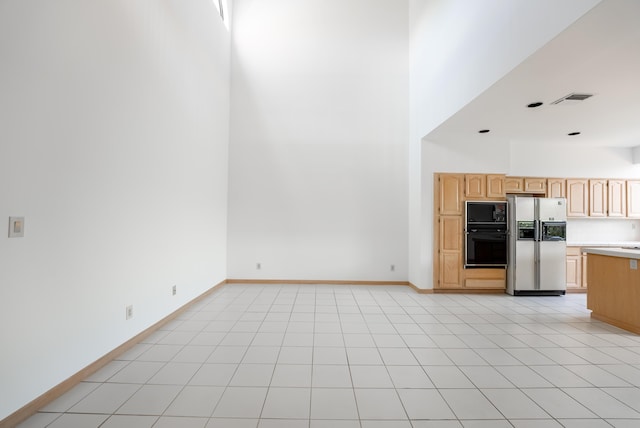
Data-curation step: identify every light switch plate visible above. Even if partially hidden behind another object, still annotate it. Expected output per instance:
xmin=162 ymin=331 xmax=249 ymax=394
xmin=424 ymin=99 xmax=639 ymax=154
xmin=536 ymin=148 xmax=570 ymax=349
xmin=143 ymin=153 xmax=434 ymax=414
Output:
xmin=631 ymin=259 xmax=637 ymax=270
xmin=8 ymin=217 xmax=25 ymax=238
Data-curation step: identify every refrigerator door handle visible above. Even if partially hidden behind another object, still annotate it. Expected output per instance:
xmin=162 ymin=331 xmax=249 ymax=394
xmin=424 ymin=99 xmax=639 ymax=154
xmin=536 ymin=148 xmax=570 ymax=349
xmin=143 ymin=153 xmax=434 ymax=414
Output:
xmin=534 ymin=220 xmax=540 ymax=242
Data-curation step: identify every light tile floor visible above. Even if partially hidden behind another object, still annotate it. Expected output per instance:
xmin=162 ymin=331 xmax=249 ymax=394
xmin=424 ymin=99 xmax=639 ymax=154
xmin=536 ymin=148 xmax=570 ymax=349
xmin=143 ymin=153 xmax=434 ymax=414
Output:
xmin=17 ymin=284 xmax=640 ymax=428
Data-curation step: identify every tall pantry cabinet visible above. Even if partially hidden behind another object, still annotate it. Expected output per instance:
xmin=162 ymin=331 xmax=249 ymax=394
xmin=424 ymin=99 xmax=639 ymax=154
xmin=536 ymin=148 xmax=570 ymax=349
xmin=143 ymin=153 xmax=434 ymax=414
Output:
xmin=434 ymin=173 xmax=506 ymax=290
xmin=435 ymin=174 xmax=464 ymax=288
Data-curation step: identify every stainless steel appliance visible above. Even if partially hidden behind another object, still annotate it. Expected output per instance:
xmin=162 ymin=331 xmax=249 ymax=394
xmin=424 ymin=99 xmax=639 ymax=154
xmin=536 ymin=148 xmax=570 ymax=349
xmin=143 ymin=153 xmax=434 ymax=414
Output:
xmin=506 ymin=196 xmax=567 ymax=295
xmin=465 ymin=201 xmax=508 ymax=267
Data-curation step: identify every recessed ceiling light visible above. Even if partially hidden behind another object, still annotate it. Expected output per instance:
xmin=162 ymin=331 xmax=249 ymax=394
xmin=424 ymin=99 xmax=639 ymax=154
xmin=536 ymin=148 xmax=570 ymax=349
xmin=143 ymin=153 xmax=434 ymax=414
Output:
xmin=568 ymin=132 xmax=581 ymax=136
xmin=478 ymin=129 xmax=490 ymax=134
xmin=527 ymin=102 xmax=543 ymax=108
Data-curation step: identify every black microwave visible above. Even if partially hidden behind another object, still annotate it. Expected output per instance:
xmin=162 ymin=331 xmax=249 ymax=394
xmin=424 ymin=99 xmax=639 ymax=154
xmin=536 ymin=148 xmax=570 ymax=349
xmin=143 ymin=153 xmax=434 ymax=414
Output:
xmin=466 ymin=201 xmax=507 ymax=225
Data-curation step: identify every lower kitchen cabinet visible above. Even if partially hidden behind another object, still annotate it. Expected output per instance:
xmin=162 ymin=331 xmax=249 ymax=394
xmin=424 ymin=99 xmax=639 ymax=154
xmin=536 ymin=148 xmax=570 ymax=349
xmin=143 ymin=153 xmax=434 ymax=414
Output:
xmin=566 ymin=246 xmax=587 ymax=291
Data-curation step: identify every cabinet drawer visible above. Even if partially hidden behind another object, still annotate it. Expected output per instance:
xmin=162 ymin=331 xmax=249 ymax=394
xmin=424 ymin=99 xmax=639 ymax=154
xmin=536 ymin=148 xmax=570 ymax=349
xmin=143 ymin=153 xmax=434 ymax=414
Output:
xmin=465 ymin=268 xmax=506 ymax=279
xmin=465 ymin=278 xmax=505 ymax=288
xmin=464 ymin=268 xmax=505 ymax=288
xmin=566 ymin=247 xmax=581 ymax=256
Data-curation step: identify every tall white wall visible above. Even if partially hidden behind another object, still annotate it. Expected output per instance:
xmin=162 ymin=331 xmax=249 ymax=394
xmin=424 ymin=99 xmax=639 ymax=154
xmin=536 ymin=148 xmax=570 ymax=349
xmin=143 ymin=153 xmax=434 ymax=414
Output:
xmin=409 ymin=0 xmax=602 ymax=289
xmin=510 ymin=143 xmax=640 ymax=178
xmin=227 ymin=0 xmax=409 ymax=281
xmin=0 ymin=0 xmax=230 ymax=420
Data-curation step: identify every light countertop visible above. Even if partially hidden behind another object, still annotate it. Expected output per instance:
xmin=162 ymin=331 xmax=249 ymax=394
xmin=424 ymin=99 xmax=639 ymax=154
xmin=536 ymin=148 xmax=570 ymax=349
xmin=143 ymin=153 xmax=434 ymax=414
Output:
xmin=583 ymin=247 xmax=640 ymax=259
xmin=567 ymin=241 xmax=640 ymax=247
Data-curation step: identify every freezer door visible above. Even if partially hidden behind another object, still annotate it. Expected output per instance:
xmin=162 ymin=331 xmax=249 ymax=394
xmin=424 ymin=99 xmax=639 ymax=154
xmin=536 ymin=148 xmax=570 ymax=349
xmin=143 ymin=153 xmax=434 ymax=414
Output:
xmin=513 ymin=241 xmax=536 ymax=291
xmin=515 ymin=197 xmax=535 ymax=222
xmin=538 ymin=241 xmax=567 ymax=291
xmin=537 ymin=198 xmax=567 ymax=222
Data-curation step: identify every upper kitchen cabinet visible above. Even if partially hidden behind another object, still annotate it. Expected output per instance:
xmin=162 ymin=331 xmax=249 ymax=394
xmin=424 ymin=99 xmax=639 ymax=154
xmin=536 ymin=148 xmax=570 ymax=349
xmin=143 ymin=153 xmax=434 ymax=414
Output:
xmin=505 ymin=177 xmax=546 ymax=194
xmin=608 ymin=179 xmax=626 ymax=217
xmin=465 ymin=174 xmax=486 ymax=199
xmin=465 ymin=174 xmax=505 ymax=199
xmin=547 ymin=178 xmax=566 ymax=198
xmin=627 ymin=180 xmax=640 ymax=218
xmin=589 ymin=179 xmax=607 ymax=217
xmin=524 ymin=177 xmax=547 ymax=194
xmin=567 ymin=179 xmax=589 ymax=217
xmin=486 ymin=174 xmax=506 ymax=198
xmin=504 ymin=177 xmax=524 ymax=193
xmin=437 ymin=174 xmax=464 ymax=215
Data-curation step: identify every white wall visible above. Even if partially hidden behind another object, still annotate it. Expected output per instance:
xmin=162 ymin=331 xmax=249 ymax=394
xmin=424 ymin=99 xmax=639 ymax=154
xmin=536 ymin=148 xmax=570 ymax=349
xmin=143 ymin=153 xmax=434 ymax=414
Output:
xmin=227 ymin=0 xmax=409 ymax=281
xmin=409 ymin=0 xmax=602 ymax=289
xmin=0 ymin=0 xmax=230 ymax=420
xmin=510 ymin=143 xmax=640 ymax=178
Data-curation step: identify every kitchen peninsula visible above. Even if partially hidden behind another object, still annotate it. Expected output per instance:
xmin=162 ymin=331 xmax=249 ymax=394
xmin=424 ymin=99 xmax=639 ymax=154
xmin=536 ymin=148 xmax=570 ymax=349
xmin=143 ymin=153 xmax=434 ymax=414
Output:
xmin=585 ymin=247 xmax=640 ymax=334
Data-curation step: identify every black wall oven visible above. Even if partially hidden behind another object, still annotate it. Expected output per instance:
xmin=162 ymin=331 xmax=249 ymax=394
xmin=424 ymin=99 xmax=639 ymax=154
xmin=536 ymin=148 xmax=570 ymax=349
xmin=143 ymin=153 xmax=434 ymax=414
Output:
xmin=465 ymin=201 xmax=508 ymax=267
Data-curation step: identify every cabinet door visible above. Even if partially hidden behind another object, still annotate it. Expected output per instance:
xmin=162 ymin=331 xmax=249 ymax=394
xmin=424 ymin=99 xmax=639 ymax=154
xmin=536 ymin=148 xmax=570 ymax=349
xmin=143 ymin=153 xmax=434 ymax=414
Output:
xmin=438 ymin=216 xmax=463 ymax=288
xmin=486 ymin=174 xmax=505 ymax=198
xmin=608 ymin=179 xmax=626 ymax=217
xmin=627 ymin=180 xmax=640 ymax=218
xmin=566 ymin=179 xmax=589 ymax=217
xmin=589 ymin=179 xmax=607 ymax=217
xmin=505 ymin=177 xmax=524 ymax=193
xmin=566 ymin=255 xmax=582 ymax=289
xmin=438 ymin=174 xmax=464 ymax=215
xmin=547 ymin=178 xmax=566 ymax=198
xmin=465 ymin=174 xmax=486 ymax=198
xmin=524 ymin=178 xmax=547 ymax=193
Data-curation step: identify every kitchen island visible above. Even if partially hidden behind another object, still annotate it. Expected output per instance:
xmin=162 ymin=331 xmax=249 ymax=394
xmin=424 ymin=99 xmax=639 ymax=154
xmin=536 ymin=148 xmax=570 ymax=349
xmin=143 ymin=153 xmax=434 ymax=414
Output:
xmin=584 ymin=247 xmax=640 ymax=334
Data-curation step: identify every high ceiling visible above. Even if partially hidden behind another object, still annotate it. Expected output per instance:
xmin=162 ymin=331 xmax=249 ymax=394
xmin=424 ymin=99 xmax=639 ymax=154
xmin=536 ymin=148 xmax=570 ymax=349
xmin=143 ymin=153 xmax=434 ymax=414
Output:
xmin=425 ymin=0 xmax=640 ymax=148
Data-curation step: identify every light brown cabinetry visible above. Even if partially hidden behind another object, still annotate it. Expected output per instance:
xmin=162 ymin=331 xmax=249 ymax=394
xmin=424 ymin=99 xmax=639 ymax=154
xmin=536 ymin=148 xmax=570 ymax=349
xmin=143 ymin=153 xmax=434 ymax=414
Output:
xmin=435 ymin=174 xmax=464 ymax=289
xmin=438 ymin=174 xmax=464 ymax=215
xmin=582 ymin=252 xmax=588 ymax=288
xmin=504 ymin=177 xmax=524 ymax=193
xmin=566 ymin=247 xmax=583 ymax=290
xmin=464 ymin=268 xmax=506 ymax=288
xmin=589 ymin=179 xmax=607 ymax=217
xmin=465 ymin=174 xmax=505 ymax=199
xmin=465 ymin=174 xmax=486 ymax=199
xmin=587 ymin=253 xmax=640 ymax=334
xmin=626 ymin=180 xmax=640 ymax=218
xmin=566 ymin=179 xmax=589 ymax=217
xmin=582 ymin=179 xmax=627 ymax=217
xmin=438 ymin=216 xmax=463 ymax=288
xmin=434 ymin=173 xmax=506 ymax=290
xmin=547 ymin=179 xmax=566 ymax=198
xmin=505 ymin=177 xmax=547 ymax=194
xmin=608 ymin=179 xmax=626 ymax=217
xmin=566 ymin=246 xmax=587 ymax=291
xmin=487 ymin=174 xmax=505 ymax=198
xmin=524 ymin=178 xmax=547 ymax=194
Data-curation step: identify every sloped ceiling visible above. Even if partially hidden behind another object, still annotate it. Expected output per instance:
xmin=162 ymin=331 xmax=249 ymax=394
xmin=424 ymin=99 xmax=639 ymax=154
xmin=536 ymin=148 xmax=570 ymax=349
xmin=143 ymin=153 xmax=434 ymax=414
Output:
xmin=425 ymin=0 xmax=640 ymax=148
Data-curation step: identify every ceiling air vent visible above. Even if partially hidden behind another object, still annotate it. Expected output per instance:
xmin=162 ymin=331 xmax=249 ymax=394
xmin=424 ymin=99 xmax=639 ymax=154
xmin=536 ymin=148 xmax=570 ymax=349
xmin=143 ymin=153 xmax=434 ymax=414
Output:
xmin=551 ymin=93 xmax=594 ymax=105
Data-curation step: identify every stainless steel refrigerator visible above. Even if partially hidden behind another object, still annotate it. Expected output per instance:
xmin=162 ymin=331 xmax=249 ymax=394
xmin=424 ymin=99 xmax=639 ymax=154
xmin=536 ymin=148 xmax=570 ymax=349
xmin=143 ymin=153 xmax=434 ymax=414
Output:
xmin=506 ymin=196 xmax=567 ymax=296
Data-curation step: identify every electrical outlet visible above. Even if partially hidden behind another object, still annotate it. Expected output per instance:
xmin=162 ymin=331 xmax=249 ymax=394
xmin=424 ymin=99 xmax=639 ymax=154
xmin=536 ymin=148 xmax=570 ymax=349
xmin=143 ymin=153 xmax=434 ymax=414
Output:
xmin=172 ymin=285 xmax=177 ymax=296
xmin=390 ymin=264 xmax=395 ymax=272
xmin=126 ymin=305 xmax=133 ymax=320
xmin=633 ymin=223 xmax=637 ymax=230
xmin=256 ymin=262 xmax=261 ymax=270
